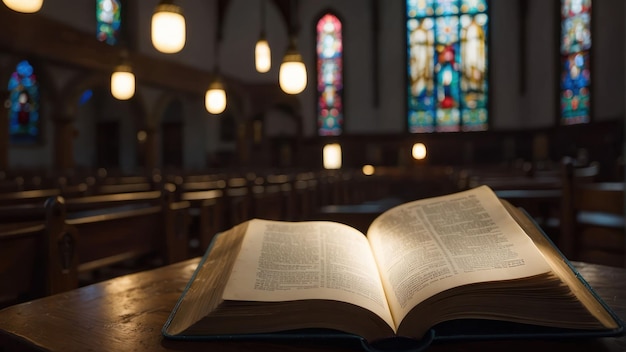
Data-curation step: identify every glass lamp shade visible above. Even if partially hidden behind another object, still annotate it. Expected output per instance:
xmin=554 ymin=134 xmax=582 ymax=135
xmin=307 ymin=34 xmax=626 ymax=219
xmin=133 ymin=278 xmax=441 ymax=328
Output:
xmin=2 ymin=0 xmax=43 ymax=13
xmin=412 ymin=143 xmax=427 ymax=160
xmin=205 ymin=81 xmax=227 ymax=114
xmin=255 ymin=38 xmax=271 ymax=73
xmin=323 ymin=143 xmax=342 ymax=170
xmin=151 ymin=2 xmax=186 ymax=54
xmin=279 ymin=49 xmax=307 ymax=94
xmin=111 ymin=65 xmax=135 ymax=100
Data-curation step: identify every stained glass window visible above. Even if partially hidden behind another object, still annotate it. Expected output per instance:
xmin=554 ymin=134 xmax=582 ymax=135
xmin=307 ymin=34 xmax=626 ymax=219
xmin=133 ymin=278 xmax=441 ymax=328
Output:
xmin=7 ymin=60 xmax=40 ymax=144
xmin=560 ymin=0 xmax=591 ymax=125
xmin=406 ymin=0 xmax=488 ymax=133
xmin=96 ymin=0 xmax=121 ymax=45
xmin=79 ymin=89 xmax=93 ymax=105
xmin=316 ymin=13 xmax=344 ymax=136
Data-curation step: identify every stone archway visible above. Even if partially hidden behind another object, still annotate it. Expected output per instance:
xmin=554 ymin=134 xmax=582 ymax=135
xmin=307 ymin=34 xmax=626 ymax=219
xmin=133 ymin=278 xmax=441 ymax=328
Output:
xmin=57 ymin=70 xmax=149 ymax=174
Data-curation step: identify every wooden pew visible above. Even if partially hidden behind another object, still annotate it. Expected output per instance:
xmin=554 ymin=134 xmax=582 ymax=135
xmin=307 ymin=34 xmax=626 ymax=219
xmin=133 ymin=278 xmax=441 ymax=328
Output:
xmin=0 ymin=188 xmax=60 ymax=207
xmin=223 ymin=177 xmax=253 ymax=230
xmin=57 ymin=185 xmax=191 ymax=284
xmin=89 ymin=182 xmax=154 ymax=195
xmin=181 ymin=179 xmax=227 ymax=192
xmin=0 ymin=202 xmax=49 ymax=223
xmin=250 ymin=184 xmax=288 ymax=221
xmin=64 ymin=190 xmax=162 ymax=212
xmin=0 ymin=196 xmax=78 ymax=308
xmin=180 ymin=189 xmax=224 ymax=256
xmin=290 ymin=177 xmax=318 ymax=221
xmin=561 ymin=181 xmax=625 ymax=267
xmin=559 ymin=158 xmax=602 ymax=258
xmin=0 ymin=189 xmax=163 ymax=225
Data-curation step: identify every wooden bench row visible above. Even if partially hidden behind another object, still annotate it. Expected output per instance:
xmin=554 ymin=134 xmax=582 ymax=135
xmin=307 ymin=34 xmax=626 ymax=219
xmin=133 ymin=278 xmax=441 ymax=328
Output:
xmin=0 ymin=186 xmax=190 ymax=308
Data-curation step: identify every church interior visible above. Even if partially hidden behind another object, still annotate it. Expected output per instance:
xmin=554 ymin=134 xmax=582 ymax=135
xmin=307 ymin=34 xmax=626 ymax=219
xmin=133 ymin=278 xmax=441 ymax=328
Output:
xmin=0 ymin=0 xmax=625 ymax=312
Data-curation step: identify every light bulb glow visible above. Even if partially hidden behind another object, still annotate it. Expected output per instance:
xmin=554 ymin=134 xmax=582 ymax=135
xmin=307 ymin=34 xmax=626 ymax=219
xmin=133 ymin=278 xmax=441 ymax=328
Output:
xmin=111 ymin=67 xmax=135 ymax=100
xmin=362 ymin=165 xmax=375 ymax=176
xmin=412 ymin=143 xmax=427 ymax=160
xmin=255 ymin=39 xmax=271 ymax=73
xmin=279 ymin=61 xmax=307 ymax=94
xmin=151 ymin=4 xmax=186 ymax=53
xmin=2 ymin=0 xmax=43 ymax=13
xmin=323 ymin=143 xmax=342 ymax=170
xmin=205 ymin=83 xmax=227 ymax=114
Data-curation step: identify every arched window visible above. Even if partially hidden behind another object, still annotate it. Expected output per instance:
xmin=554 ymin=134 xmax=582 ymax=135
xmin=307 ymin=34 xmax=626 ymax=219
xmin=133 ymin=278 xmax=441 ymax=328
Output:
xmin=96 ymin=0 xmax=121 ymax=45
xmin=316 ymin=13 xmax=344 ymax=136
xmin=406 ymin=0 xmax=488 ymax=133
xmin=560 ymin=0 xmax=591 ymax=125
xmin=7 ymin=60 xmax=40 ymax=144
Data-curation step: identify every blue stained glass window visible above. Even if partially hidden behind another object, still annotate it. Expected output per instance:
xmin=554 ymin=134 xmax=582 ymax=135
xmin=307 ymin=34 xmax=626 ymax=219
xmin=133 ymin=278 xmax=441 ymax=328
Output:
xmin=316 ymin=13 xmax=344 ymax=136
xmin=7 ymin=60 xmax=41 ymax=144
xmin=407 ymin=0 xmax=488 ymax=133
xmin=79 ymin=89 xmax=93 ymax=105
xmin=560 ymin=0 xmax=591 ymax=125
xmin=434 ymin=0 xmax=459 ymax=16
xmin=407 ymin=0 xmax=435 ymax=17
xmin=96 ymin=0 xmax=121 ymax=46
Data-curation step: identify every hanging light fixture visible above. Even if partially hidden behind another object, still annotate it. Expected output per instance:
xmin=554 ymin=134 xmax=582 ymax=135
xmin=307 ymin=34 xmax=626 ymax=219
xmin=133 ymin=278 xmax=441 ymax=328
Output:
xmin=255 ymin=0 xmax=271 ymax=73
xmin=323 ymin=143 xmax=342 ymax=170
xmin=151 ymin=0 xmax=186 ymax=54
xmin=255 ymin=36 xmax=271 ymax=73
xmin=412 ymin=143 xmax=427 ymax=160
xmin=111 ymin=51 xmax=135 ymax=100
xmin=205 ymin=2 xmax=227 ymax=115
xmin=279 ymin=37 xmax=307 ymax=94
xmin=111 ymin=64 xmax=135 ymax=100
xmin=2 ymin=0 xmax=43 ymax=13
xmin=205 ymin=79 xmax=226 ymax=114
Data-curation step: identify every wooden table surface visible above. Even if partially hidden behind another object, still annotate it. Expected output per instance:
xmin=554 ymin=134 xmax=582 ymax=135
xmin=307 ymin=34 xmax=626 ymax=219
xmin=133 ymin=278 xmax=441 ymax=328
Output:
xmin=0 ymin=258 xmax=624 ymax=352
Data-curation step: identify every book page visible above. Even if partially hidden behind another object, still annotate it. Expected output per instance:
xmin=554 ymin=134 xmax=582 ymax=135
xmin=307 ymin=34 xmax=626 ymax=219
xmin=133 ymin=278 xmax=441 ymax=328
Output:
xmin=503 ymin=201 xmax=620 ymax=329
xmin=222 ymin=219 xmax=395 ymax=330
xmin=367 ymin=185 xmax=552 ymax=327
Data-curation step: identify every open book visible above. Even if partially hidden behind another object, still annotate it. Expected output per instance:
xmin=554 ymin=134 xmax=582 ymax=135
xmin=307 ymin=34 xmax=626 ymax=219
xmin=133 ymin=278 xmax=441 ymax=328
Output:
xmin=162 ymin=185 xmax=623 ymax=348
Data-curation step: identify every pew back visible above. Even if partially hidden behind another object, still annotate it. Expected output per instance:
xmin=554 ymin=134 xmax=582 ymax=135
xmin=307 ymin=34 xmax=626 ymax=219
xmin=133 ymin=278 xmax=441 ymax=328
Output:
xmin=564 ymin=182 xmax=625 ymax=267
xmin=58 ymin=186 xmax=191 ymax=282
xmin=181 ymin=189 xmax=224 ymax=256
xmin=0 ymin=197 xmax=78 ymax=308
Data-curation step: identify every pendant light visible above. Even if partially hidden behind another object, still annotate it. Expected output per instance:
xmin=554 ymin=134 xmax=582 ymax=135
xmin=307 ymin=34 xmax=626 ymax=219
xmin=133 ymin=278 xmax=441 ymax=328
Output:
xmin=255 ymin=38 xmax=271 ymax=73
xmin=205 ymin=1 xmax=226 ymax=115
xmin=323 ymin=143 xmax=342 ymax=170
xmin=151 ymin=0 xmax=186 ymax=54
xmin=2 ymin=0 xmax=43 ymax=13
xmin=279 ymin=37 xmax=307 ymax=94
xmin=279 ymin=1 xmax=306 ymax=94
xmin=111 ymin=51 xmax=135 ymax=100
xmin=255 ymin=0 xmax=271 ymax=73
xmin=205 ymin=79 xmax=226 ymax=114
xmin=412 ymin=143 xmax=427 ymax=160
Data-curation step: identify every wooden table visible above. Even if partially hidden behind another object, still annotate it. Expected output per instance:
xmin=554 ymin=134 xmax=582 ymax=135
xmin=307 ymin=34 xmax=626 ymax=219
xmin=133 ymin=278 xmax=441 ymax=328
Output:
xmin=0 ymin=258 xmax=624 ymax=352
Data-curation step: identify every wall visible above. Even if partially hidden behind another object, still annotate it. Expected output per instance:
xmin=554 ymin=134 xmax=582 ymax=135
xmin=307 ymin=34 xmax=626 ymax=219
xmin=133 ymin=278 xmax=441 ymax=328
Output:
xmin=0 ymin=0 xmax=623 ymax=172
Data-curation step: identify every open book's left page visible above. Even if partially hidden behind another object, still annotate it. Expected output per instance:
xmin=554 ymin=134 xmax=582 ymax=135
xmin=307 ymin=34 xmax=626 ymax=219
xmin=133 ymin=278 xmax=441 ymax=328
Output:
xmin=223 ymin=219 xmax=395 ymax=330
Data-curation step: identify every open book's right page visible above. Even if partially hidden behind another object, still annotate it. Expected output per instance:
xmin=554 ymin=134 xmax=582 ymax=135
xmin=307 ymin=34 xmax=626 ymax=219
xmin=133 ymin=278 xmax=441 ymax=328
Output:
xmin=366 ymin=185 xmax=552 ymax=329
